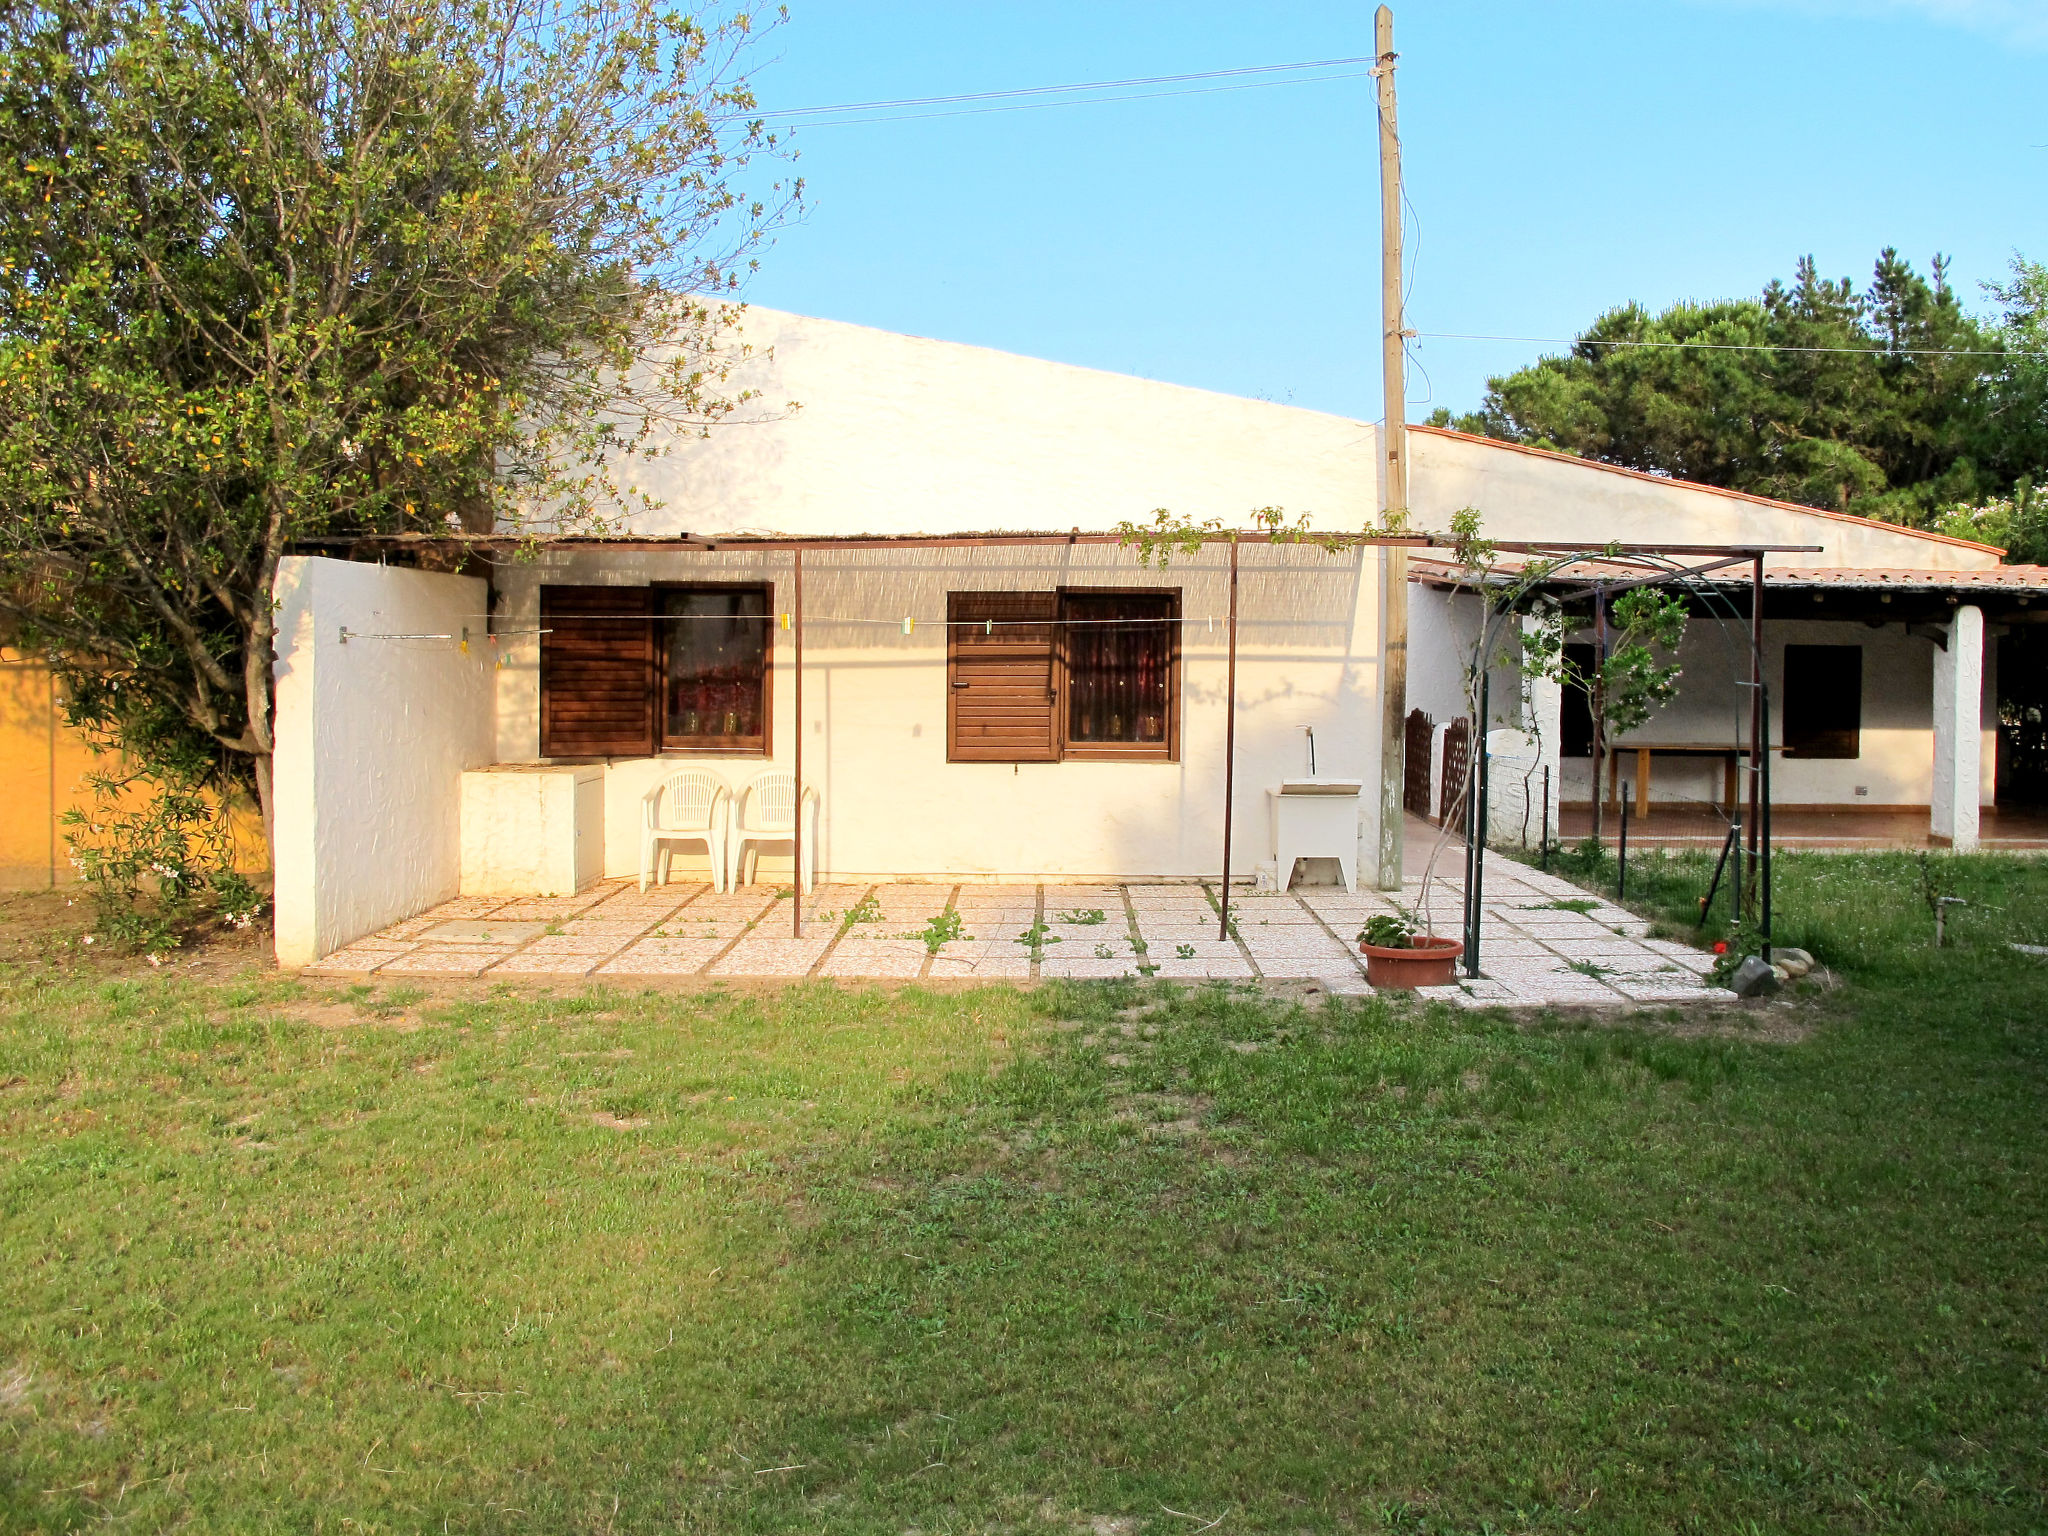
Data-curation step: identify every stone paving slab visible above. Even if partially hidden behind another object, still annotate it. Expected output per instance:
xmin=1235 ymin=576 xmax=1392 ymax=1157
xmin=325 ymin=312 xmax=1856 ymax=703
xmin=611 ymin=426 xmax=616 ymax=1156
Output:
xmin=310 ymin=853 xmax=1738 ymax=1006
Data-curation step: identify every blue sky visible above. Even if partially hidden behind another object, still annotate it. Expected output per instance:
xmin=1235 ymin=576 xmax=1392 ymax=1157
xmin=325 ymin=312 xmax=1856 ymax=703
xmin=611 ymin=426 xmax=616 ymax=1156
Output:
xmin=738 ymin=1 xmax=2046 ymax=423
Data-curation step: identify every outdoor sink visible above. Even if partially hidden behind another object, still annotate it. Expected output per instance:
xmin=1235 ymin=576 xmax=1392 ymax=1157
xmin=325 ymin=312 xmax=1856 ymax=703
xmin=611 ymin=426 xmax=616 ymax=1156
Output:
xmin=1277 ymin=777 xmax=1363 ymax=796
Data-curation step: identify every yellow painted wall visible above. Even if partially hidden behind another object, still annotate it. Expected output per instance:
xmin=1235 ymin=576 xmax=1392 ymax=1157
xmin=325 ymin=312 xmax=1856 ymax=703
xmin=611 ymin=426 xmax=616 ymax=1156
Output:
xmin=0 ymin=650 xmax=265 ymax=889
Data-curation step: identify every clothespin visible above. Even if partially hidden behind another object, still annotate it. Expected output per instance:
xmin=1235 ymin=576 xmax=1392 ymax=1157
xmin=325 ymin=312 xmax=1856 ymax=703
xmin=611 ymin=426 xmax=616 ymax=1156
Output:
xmin=985 ymin=618 xmax=993 ymax=635
xmin=780 ymin=612 xmax=791 ymax=630
xmin=901 ymin=615 xmax=914 ymax=635
xmin=459 ymin=626 xmax=469 ymax=655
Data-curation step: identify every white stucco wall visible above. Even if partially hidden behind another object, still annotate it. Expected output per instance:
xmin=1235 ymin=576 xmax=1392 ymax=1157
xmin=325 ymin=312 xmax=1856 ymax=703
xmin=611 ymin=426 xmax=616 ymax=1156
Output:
xmin=1409 ymin=426 xmax=2004 ymax=572
xmin=273 ymin=557 xmax=496 ymax=964
xmin=489 ymin=541 xmax=1385 ymax=882
xmin=577 ymin=306 xmax=1379 ymax=539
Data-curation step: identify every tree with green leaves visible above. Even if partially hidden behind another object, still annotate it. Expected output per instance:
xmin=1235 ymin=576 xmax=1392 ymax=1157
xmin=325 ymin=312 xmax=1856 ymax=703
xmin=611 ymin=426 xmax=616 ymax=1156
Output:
xmin=0 ymin=0 xmax=795 ymax=882
xmin=1432 ymin=250 xmax=2047 ymax=547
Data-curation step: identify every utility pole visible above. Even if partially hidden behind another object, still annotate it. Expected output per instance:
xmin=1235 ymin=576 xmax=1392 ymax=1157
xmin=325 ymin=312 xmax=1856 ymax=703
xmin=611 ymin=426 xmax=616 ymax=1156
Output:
xmin=1374 ymin=2 xmax=1410 ymax=891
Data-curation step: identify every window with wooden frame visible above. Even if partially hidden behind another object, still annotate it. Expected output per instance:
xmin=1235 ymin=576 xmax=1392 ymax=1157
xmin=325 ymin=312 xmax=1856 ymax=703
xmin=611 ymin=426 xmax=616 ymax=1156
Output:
xmin=538 ymin=582 xmax=772 ymax=759
xmin=1782 ymin=643 xmax=1862 ymax=759
xmin=659 ymin=585 xmax=771 ymax=754
xmin=946 ymin=588 xmax=1180 ymax=763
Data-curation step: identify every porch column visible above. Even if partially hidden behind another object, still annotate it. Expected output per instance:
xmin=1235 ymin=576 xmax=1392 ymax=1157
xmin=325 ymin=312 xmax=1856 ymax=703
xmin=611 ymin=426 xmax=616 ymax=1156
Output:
xmin=1522 ymin=614 xmax=1562 ymax=846
xmin=1931 ymin=604 xmax=1984 ymax=851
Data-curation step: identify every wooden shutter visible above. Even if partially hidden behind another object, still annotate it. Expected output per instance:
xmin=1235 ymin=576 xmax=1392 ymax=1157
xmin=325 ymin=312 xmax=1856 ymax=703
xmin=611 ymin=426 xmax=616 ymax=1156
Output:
xmin=947 ymin=591 xmax=1059 ymax=762
xmin=540 ymin=585 xmax=655 ymax=757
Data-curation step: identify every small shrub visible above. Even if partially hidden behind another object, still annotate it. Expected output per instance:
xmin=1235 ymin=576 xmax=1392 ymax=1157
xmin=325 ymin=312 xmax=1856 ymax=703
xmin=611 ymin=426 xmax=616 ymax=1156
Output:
xmin=916 ymin=910 xmax=966 ymax=954
xmin=1358 ymin=914 xmax=1415 ymax=950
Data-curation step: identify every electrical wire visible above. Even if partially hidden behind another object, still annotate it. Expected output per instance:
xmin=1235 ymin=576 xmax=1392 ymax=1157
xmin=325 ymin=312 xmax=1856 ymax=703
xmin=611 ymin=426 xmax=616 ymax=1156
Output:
xmin=1413 ymin=331 xmax=2034 ymax=359
xmin=759 ymin=55 xmax=1374 ymax=120
xmin=762 ymin=68 xmax=1376 ymax=128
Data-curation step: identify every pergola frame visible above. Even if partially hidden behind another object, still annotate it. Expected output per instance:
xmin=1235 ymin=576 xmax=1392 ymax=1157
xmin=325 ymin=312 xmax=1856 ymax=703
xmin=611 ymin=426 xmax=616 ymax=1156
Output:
xmin=1429 ymin=542 xmax=1827 ymax=977
xmin=302 ymin=528 xmax=1825 ymax=958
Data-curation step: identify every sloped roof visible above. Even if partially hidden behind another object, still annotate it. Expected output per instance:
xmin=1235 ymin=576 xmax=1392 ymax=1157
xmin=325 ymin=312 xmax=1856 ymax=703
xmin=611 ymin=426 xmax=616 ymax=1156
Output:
xmin=1412 ymin=426 xmax=2008 ymax=558
xmin=1407 ymin=556 xmax=2048 ymax=594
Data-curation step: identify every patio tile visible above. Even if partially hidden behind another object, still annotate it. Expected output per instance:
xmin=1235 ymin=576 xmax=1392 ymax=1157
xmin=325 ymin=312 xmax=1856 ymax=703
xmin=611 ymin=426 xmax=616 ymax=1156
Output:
xmin=1252 ymin=956 xmax=1363 ymax=979
xmin=582 ymin=896 xmax=694 ymax=920
xmin=820 ymin=941 xmax=930 ymax=977
xmin=418 ymin=898 xmax=511 ymax=920
xmin=597 ymin=939 xmax=726 ymax=976
xmin=1542 ymin=937 xmax=1663 ymax=960
xmin=488 ymin=897 xmax=609 ymax=921
xmin=1132 ymin=923 xmax=1235 ymax=944
xmin=517 ymin=933 xmax=635 ymax=957
xmin=1042 ymin=921 xmax=1124 ymax=945
xmin=490 ymin=951 xmax=602 ymax=977
xmin=710 ymin=937 xmax=835 ymax=976
xmin=1038 ymin=956 xmax=1143 ymax=979
xmin=376 ymin=949 xmax=506 ymax=977
xmin=926 ymin=953 xmax=1035 ymax=979
xmin=560 ymin=919 xmax=661 ymax=941
xmin=1140 ymin=937 xmax=1243 ymax=962
xmin=303 ymin=943 xmax=411 ymax=973
xmin=417 ymin=920 xmax=547 ymax=945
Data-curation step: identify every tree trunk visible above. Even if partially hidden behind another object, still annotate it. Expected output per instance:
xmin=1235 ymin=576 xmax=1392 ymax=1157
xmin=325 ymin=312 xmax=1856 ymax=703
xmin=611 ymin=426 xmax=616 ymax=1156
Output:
xmin=252 ymin=749 xmax=275 ymax=890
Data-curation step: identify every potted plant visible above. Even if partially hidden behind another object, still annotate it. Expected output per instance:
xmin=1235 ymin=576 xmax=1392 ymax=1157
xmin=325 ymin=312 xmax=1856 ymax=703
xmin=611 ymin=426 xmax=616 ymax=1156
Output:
xmin=1355 ymin=913 xmax=1463 ymax=989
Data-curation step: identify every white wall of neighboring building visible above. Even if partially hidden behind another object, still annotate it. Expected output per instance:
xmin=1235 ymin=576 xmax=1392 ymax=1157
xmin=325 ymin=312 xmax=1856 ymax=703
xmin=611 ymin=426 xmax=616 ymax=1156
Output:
xmin=1409 ymin=427 xmax=2005 ymax=573
xmin=488 ymin=541 xmax=1386 ymax=883
xmin=576 ymin=306 xmax=1380 ymax=539
xmin=273 ymin=557 xmax=495 ymax=964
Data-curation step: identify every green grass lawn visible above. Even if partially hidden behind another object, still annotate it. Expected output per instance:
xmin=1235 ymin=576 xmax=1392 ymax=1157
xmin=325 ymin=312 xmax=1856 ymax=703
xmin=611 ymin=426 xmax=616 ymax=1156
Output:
xmin=4 ymin=853 xmax=2046 ymax=1533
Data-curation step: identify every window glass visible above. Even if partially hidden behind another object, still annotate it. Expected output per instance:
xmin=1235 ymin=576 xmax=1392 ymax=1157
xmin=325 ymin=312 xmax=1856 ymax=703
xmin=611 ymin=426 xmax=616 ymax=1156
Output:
xmin=1782 ymin=644 xmax=1862 ymax=758
xmin=662 ymin=587 xmax=769 ymax=749
xmin=1064 ymin=592 xmax=1174 ymax=746
xmin=1560 ymin=642 xmax=1597 ymax=757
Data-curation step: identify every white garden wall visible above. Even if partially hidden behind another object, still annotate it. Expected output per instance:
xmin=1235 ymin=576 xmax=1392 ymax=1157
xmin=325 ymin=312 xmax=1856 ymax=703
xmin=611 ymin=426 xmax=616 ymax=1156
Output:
xmin=489 ymin=540 xmax=1386 ymax=883
xmin=273 ymin=557 xmax=495 ymax=965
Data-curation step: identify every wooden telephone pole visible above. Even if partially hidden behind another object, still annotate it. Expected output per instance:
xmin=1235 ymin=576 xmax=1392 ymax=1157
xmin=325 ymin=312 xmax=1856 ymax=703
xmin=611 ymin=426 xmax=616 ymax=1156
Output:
xmin=1374 ymin=3 xmax=1410 ymax=891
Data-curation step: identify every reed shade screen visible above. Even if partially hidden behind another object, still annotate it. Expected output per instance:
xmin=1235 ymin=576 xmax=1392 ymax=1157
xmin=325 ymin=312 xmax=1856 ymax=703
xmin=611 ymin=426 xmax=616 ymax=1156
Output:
xmin=661 ymin=586 xmax=770 ymax=751
xmin=1063 ymin=592 xmax=1176 ymax=754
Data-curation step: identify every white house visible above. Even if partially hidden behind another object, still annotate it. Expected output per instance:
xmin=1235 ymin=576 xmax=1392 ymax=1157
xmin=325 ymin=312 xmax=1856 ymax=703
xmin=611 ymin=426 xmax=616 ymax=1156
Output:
xmin=270 ymin=307 xmax=2043 ymax=964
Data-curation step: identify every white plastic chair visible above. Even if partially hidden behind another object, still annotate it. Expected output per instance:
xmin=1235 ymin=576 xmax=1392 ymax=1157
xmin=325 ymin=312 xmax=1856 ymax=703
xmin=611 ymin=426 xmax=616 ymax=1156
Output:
xmin=640 ymin=769 xmax=732 ymax=893
xmin=727 ymin=770 xmax=819 ymax=893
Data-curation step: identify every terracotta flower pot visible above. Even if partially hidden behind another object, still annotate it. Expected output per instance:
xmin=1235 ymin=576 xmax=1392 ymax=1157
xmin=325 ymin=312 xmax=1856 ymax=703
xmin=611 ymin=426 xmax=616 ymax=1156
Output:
xmin=1357 ymin=934 xmax=1464 ymax=989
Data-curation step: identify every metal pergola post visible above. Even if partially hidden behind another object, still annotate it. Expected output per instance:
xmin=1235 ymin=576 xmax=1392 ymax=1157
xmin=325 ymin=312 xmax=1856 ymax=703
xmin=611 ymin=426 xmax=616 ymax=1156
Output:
xmin=1218 ymin=538 xmax=1240 ymax=944
xmin=1464 ymin=653 xmax=1490 ymax=978
xmin=792 ymin=547 xmax=804 ymax=938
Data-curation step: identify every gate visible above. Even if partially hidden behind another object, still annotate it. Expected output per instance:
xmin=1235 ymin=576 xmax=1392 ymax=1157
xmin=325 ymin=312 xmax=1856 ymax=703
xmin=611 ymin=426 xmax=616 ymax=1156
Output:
xmin=1402 ymin=708 xmax=1434 ymax=818
xmin=1440 ymin=716 xmax=1470 ymax=832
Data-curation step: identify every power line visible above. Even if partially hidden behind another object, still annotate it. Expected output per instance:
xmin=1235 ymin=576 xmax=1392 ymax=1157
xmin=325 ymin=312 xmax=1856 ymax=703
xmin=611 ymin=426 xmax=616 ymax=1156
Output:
xmin=760 ymin=59 xmax=1374 ymax=127
xmin=760 ymin=55 xmax=1373 ymax=119
xmin=1414 ymin=330 xmax=2032 ymax=359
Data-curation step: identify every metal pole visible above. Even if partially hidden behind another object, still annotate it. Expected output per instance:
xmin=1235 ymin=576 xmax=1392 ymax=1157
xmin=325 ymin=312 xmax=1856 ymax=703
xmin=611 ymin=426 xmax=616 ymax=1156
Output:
xmin=1698 ymin=820 xmax=1737 ymax=929
xmin=1591 ymin=583 xmax=1609 ymax=846
xmin=1219 ymin=538 xmax=1241 ymax=943
xmin=1618 ymin=787 xmax=1629 ymax=899
xmin=1541 ymin=765 xmax=1551 ymax=872
xmin=1465 ymin=659 xmax=1490 ymax=978
xmin=1748 ymin=556 xmax=1764 ymax=882
xmin=1374 ymin=3 xmax=1410 ymax=893
xmin=1759 ymin=680 xmax=1773 ymax=963
xmin=792 ymin=547 xmax=804 ymax=938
